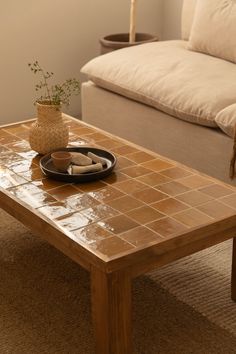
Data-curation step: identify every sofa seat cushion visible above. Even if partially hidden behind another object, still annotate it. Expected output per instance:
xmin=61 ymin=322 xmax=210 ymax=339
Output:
xmin=81 ymin=40 xmax=236 ymax=128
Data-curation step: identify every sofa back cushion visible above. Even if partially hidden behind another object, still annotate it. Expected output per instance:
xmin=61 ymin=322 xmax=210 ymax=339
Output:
xmin=181 ymin=0 xmax=197 ymax=40
xmin=188 ymin=0 xmax=236 ymax=63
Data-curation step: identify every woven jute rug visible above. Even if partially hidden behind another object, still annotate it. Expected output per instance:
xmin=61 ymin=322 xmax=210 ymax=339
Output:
xmin=0 ymin=208 xmax=236 ymax=354
xmin=148 ymin=239 xmax=236 ymax=337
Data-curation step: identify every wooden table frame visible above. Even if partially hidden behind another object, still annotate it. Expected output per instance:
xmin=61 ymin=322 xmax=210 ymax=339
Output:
xmin=2 ymin=185 xmax=236 ymax=353
xmin=1 ymin=118 xmax=236 ymax=353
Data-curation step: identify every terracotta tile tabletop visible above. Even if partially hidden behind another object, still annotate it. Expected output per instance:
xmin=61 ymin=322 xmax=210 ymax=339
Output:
xmin=0 ymin=116 xmax=236 ymax=265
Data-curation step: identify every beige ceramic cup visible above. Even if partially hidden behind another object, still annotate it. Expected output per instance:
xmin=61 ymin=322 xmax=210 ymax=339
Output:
xmin=51 ymin=151 xmax=72 ymax=172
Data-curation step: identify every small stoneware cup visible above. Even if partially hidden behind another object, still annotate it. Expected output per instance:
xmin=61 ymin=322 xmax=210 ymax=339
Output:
xmin=51 ymin=151 xmax=72 ymax=172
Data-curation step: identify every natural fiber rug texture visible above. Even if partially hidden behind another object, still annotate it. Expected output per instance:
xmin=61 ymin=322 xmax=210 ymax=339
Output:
xmin=148 ymin=239 xmax=236 ymax=336
xmin=0 ymin=208 xmax=236 ymax=354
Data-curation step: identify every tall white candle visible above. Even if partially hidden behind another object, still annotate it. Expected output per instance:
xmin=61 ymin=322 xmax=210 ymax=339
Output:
xmin=129 ymin=0 xmax=137 ymax=43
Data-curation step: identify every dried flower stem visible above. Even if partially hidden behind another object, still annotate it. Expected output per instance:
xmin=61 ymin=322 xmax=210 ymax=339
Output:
xmin=28 ymin=61 xmax=80 ymax=107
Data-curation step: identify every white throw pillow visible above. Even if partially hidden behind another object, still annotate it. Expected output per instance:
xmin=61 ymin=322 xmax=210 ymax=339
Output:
xmin=215 ymin=104 xmax=236 ymax=137
xmin=188 ymin=0 xmax=236 ymax=63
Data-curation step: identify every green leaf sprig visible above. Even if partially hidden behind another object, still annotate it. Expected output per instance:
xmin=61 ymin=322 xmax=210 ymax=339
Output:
xmin=28 ymin=61 xmax=80 ymax=107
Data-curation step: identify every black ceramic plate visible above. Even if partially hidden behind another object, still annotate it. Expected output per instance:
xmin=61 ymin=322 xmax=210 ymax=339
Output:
xmin=40 ymin=147 xmax=117 ymax=183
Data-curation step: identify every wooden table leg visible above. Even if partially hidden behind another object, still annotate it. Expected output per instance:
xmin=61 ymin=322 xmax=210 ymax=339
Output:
xmin=91 ymin=266 xmax=132 ymax=354
xmin=232 ymin=237 xmax=236 ymax=302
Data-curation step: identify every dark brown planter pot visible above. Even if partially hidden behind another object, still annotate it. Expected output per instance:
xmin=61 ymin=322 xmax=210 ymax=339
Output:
xmin=99 ymin=33 xmax=158 ymax=55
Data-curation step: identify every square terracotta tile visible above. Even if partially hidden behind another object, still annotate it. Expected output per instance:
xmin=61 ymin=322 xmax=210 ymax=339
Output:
xmin=125 ymin=151 xmax=155 ymax=164
xmin=68 ymin=138 xmax=90 ymax=147
xmin=81 ymin=204 xmax=119 ymax=222
xmin=31 ymin=155 xmax=42 ymax=167
xmin=80 ymin=137 xmax=98 ymax=146
xmin=120 ymin=226 xmax=162 ymax=247
xmin=156 ymin=181 xmax=190 ymax=196
xmin=38 ymin=202 xmax=74 ymax=219
xmin=68 ymin=133 xmax=81 ymax=142
xmin=0 ymin=124 xmax=22 ymax=134
xmin=89 ymin=236 xmax=134 ymax=258
xmin=0 ymin=145 xmax=10 ymax=153
xmin=88 ymin=186 xmax=124 ymax=203
xmin=3 ymin=124 xmax=28 ymax=135
xmin=8 ymin=187 xmax=56 ymax=208
xmin=152 ymin=198 xmax=189 ymax=215
xmin=8 ymin=159 xmax=37 ymax=174
xmin=83 ymin=132 xmax=109 ymax=142
xmin=9 ymin=183 xmax=43 ymax=195
xmin=0 ymin=174 xmax=27 ymax=189
xmin=220 ymin=194 xmax=236 ymax=209
xmin=199 ymin=184 xmax=233 ymax=198
xmin=160 ymin=167 xmax=192 ymax=179
xmin=76 ymin=180 xmax=107 ymax=192
xmin=0 ymin=166 xmax=13 ymax=177
xmin=69 ymin=135 xmax=91 ymax=146
xmin=71 ymin=224 xmax=113 ymax=245
xmin=173 ymin=209 xmax=213 ymax=228
xmin=98 ymin=139 xmax=123 ymax=150
xmin=32 ymin=179 xmax=68 ymax=191
xmin=6 ymin=140 xmax=31 ymax=152
xmin=98 ymin=215 xmax=139 ymax=234
xmin=147 ymin=217 xmax=187 ymax=237
xmin=122 ymin=165 xmax=152 ymax=178
xmin=112 ymin=145 xmax=139 ymax=156
xmin=141 ymin=159 xmax=174 ymax=172
xmin=115 ymin=179 xmax=147 ymax=194
xmin=102 ymin=171 xmax=130 ymax=185
xmin=176 ymin=190 xmax=214 ymax=207
xmin=197 ymin=201 xmax=235 ymax=219
xmin=13 ymin=130 xmax=29 ymax=139
xmin=16 ymin=131 xmax=29 ymax=141
xmin=127 ymin=206 xmax=164 ymax=224
xmin=17 ymin=150 xmax=38 ymax=160
xmin=107 ymin=195 xmax=144 ymax=213
xmin=65 ymin=194 xmax=100 ymax=211
xmin=179 ymin=175 xmax=213 ymax=189
xmin=0 ymin=152 xmax=24 ymax=165
xmin=48 ymin=185 xmax=80 ymax=201
xmin=133 ymin=188 xmax=168 ymax=204
xmin=56 ymin=212 xmax=91 ymax=231
xmin=116 ymin=156 xmax=136 ymax=169
xmin=18 ymin=167 xmax=44 ymax=181
xmin=0 ymin=129 xmax=9 ymax=137
xmin=65 ymin=120 xmax=83 ymax=129
xmin=72 ymin=126 xmax=95 ymax=135
xmin=0 ymin=132 xmax=21 ymax=145
xmin=137 ymin=172 xmax=171 ymax=186
xmin=31 ymin=193 xmax=57 ymax=208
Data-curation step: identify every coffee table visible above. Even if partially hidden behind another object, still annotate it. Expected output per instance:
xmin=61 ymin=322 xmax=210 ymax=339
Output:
xmin=1 ymin=115 xmax=236 ymax=353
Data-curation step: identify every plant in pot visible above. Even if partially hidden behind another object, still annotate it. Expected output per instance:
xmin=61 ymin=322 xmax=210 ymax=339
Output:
xmin=100 ymin=0 xmax=158 ymax=54
xmin=28 ymin=61 xmax=80 ymax=155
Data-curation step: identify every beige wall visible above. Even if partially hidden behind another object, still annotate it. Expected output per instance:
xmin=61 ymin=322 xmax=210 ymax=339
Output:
xmin=1 ymin=0 xmax=162 ymax=125
xmin=162 ymin=0 xmax=183 ymax=40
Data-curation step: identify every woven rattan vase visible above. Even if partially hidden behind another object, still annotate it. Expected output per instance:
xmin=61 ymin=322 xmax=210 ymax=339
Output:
xmin=29 ymin=102 xmax=69 ymax=155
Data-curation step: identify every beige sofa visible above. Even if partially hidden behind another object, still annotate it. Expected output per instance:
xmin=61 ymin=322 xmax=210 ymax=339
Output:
xmin=81 ymin=0 xmax=236 ymax=186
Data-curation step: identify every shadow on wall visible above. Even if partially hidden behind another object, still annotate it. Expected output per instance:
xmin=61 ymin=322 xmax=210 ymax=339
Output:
xmin=162 ymin=0 xmax=184 ymax=40
xmin=0 ymin=0 xmax=162 ymax=125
